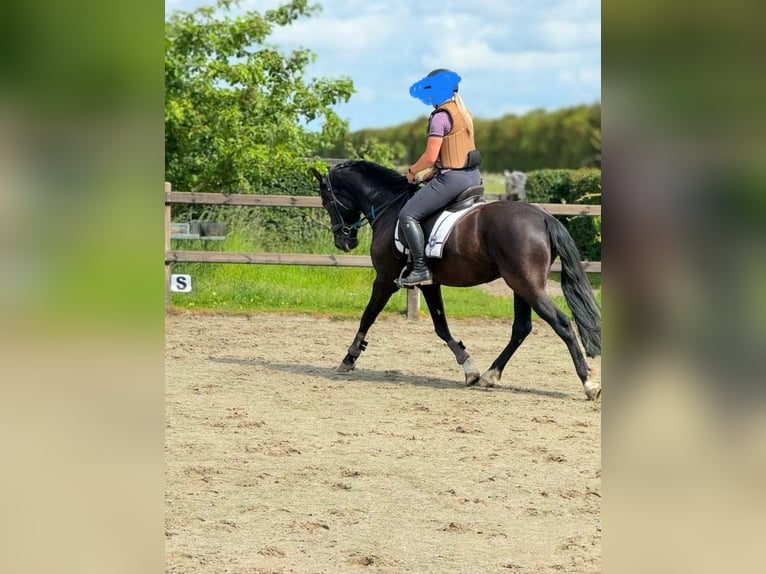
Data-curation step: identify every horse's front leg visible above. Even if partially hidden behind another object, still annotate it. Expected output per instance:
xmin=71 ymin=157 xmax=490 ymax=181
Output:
xmin=338 ymin=277 xmax=398 ymax=372
xmin=419 ymin=285 xmax=481 ymax=386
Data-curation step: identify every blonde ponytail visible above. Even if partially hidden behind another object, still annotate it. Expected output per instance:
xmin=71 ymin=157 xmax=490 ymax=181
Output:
xmin=453 ymin=93 xmax=474 ymax=136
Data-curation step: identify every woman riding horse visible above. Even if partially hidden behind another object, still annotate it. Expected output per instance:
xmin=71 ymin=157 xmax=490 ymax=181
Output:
xmin=399 ymin=68 xmax=482 ymax=287
xmin=311 ymin=160 xmax=602 ymax=400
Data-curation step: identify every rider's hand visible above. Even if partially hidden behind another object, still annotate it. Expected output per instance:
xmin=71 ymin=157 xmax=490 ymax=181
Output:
xmin=406 ymin=169 xmax=416 ymax=184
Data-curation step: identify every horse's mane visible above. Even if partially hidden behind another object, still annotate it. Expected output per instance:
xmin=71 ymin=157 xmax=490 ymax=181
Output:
xmin=330 ymin=160 xmax=412 ymax=195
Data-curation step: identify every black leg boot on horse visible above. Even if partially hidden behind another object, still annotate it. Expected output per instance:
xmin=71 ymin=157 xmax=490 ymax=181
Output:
xmin=398 ymin=215 xmax=432 ymax=287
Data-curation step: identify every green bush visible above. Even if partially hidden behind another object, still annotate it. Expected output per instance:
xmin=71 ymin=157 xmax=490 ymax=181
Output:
xmin=526 ymin=168 xmax=601 ymax=261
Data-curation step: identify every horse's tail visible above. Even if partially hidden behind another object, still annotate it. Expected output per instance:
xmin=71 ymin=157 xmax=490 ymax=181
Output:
xmin=544 ymin=213 xmax=601 ymax=357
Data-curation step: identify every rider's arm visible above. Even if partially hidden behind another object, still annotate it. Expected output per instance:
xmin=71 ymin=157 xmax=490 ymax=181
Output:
xmin=407 ymin=110 xmax=451 ymax=180
xmin=408 ymin=136 xmax=443 ymax=176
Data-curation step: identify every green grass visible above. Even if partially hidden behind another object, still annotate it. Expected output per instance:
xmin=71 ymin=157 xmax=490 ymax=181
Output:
xmin=482 ymin=172 xmax=506 ymax=196
xmin=170 ymin=261 xmax=601 ymax=320
xmin=171 ymin=263 xmax=494 ymax=317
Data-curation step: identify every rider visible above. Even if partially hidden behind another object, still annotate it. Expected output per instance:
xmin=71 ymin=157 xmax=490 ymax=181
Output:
xmin=399 ymin=68 xmax=482 ymax=287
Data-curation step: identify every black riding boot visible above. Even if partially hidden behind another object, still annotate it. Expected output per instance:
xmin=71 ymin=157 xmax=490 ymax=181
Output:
xmin=399 ymin=215 xmax=433 ymax=287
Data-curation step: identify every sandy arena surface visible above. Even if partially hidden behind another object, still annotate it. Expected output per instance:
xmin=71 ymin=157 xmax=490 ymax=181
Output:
xmin=166 ymin=310 xmax=601 ymax=573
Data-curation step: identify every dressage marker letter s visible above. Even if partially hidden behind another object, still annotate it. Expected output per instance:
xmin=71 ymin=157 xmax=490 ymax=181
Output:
xmin=170 ymin=274 xmax=192 ymax=293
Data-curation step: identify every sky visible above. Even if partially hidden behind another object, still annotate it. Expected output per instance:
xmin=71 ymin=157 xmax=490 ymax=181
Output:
xmin=165 ymin=0 xmax=601 ymax=131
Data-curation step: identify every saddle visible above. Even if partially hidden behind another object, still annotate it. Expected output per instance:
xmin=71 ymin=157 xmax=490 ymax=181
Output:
xmin=442 ymin=184 xmax=485 ymax=211
xmin=395 ymin=184 xmax=486 ymax=258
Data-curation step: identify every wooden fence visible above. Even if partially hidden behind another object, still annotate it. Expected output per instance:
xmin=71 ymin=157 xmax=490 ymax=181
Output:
xmin=164 ymin=182 xmax=601 ymax=316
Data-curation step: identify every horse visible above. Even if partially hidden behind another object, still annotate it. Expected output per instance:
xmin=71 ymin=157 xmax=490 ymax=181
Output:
xmin=310 ymin=160 xmax=602 ymax=400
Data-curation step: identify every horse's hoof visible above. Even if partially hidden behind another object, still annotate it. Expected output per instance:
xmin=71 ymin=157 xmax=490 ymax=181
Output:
xmin=337 ymin=361 xmax=355 ymax=373
xmin=584 ymin=380 xmax=601 ymax=400
xmin=465 ymin=373 xmax=480 ymax=386
xmin=478 ymin=369 xmax=500 ymax=388
xmin=463 ymin=358 xmax=481 ymax=386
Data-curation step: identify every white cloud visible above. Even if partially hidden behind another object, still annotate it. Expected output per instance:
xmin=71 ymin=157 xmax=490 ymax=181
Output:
xmin=558 ymin=66 xmax=601 ymax=89
xmin=269 ymin=12 xmax=402 ymax=54
xmin=166 ymin=0 xmax=601 ymax=129
xmin=546 ymin=0 xmax=601 ymax=21
xmin=423 ymin=41 xmax=582 ymax=74
xmin=538 ymin=19 xmax=601 ymax=51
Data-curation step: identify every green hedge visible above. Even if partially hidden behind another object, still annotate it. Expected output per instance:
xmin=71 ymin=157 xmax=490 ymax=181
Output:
xmin=525 ymin=168 xmax=601 ymax=261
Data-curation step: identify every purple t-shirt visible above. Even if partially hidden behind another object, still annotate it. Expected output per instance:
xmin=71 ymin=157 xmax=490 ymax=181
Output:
xmin=428 ymin=110 xmax=454 ymax=172
xmin=428 ymin=110 xmax=452 ymax=137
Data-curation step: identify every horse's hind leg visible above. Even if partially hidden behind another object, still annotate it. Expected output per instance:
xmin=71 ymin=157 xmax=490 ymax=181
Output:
xmin=420 ymin=285 xmax=481 ymax=385
xmin=528 ymin=291 xmax=600 ymax=400
xmin=338 ymin=277 xmax=398 ymax=372
xmin=479 ymin=293 xmax=533 ymax=388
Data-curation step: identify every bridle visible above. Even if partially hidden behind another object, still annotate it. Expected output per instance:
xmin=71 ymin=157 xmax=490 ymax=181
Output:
xmin=323 ymin=169 xmax=409 ymax=238
xmin=324 ymin=171 xmax=362 ymax=238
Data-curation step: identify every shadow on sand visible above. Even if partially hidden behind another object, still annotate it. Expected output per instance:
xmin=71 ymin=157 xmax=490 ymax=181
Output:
xmin=209 ymin=356 xmax=572 ymax=399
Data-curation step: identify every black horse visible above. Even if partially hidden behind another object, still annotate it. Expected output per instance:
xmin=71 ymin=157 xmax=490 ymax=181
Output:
xmin=310 ymin=160 xmax=601 ymax=400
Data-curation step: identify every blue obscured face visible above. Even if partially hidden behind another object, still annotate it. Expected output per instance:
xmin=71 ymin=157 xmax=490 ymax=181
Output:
xmin=409 ymin=70 xmax=461 ymax=106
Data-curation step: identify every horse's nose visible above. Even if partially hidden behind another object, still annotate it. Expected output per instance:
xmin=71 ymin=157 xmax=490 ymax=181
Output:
xmin=335 ymin=236 xmax=358 ymax=252
xmin=335 ymin=236 xmax=350 ymax=252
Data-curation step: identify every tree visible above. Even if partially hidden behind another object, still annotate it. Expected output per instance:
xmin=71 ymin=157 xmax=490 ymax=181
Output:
xmin=165 ymin=0 xmax=354 ymax=194
xmin=352 ymin=103 xmax=602 ymax=171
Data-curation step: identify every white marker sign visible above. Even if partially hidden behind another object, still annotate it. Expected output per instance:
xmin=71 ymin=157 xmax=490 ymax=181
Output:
xmin=170 ymin=274 xmax=192 ymax=293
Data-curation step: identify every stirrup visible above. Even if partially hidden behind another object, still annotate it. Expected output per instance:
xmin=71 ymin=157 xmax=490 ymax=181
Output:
xmin=395 ymin=266 xmax=415 ymax=289
xmin=396 ymin=268 xmax=432 ymax=288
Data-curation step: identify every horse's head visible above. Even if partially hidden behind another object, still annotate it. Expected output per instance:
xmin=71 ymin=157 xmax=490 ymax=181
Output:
xmin=310 ymin=166 xmax=361 ymax=252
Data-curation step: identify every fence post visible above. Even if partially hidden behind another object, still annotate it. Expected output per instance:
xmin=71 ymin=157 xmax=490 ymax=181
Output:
xmin=406 ymin=288 xmax=420 ymax=320
xmin=165 ymin=182 xmax=172 ymax=308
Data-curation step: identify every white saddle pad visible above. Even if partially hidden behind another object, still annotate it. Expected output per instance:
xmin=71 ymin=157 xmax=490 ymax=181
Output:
xmin=394 ymin=202 xmax=483 ymax=258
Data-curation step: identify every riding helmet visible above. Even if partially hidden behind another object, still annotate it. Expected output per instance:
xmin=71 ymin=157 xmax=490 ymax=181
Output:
xmin=409 ymin=69 xmax=461 ymax=106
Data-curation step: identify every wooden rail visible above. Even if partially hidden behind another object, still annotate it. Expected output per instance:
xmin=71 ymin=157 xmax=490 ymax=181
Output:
xmin=165 ymin=249 xmax=600 ymax=273
xmin=165 ymin=192 xmax=322 ymax=208
xmin=164 ymin=190 xmax=601 ymax=216
xmin=164 ymin=184 xmax=601 ymax=314
xmin=166 ymin=251 xmax=373 ymax=267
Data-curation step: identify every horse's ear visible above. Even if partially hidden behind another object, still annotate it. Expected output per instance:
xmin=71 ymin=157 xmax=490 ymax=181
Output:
xmin=310 ymin=167 xmax=324 ymax=183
